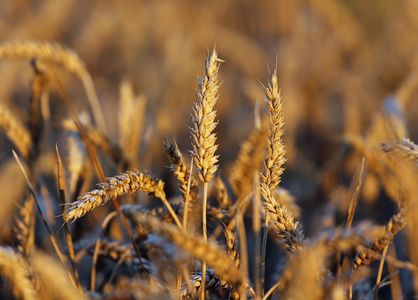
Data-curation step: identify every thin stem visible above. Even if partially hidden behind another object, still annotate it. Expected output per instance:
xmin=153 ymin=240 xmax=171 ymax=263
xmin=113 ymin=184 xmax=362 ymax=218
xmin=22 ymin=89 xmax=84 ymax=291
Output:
xmin=161 ymin=194 xmax=182 ymax=228
xmin=261 ymin=210 xmax=269 ymax=293
xmin=13 ymin=150 xmax=80 ymax=293
xmin=374 ymin=245 xmax=389 ymax=300
xmin=237 ymin=200 xmax=248 ymax=300
xmin=262 ymin=280 xmax=280 ymax=300
xmin=200 ymin=182 xmax=208 ymax=300
xmin=56 ymin=146 xmax=82 ymax=293
xmin=253 ymin=172 xmax=262 ymax=298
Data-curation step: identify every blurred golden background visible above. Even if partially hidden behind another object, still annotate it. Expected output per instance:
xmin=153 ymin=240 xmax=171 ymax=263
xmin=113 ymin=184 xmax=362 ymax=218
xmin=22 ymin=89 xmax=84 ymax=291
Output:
xmin=1 ymin=1 xmax=418 ymax=298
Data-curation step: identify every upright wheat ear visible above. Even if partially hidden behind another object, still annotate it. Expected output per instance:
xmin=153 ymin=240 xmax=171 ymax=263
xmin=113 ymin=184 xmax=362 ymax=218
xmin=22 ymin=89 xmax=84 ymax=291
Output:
xmin=259 ymin=69 xmax=304 ymax=252
xmin=190 ymin=48 xmax=223 ymax=299
xmin=190 ymin=48 xmax=223 ymax=184
xmin=260 ymin=69 xmax=286 ymax=193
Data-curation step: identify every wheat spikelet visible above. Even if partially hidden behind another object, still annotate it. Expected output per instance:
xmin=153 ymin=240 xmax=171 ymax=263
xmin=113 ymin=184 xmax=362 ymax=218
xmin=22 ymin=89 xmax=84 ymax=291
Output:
xmin=382 ymin=137 xmax=418 ymax=163
xmin=131 ymin=212 xmax=245 ymax=287
xmin=181 ymin=268 xmax=238 ymax=299
xmin=14 ymin=197 xmax=35 ymax=256
xmin=0 ymin=104 xmax=31 ymax=158
xmin=28 ymin=250 xmax=81 ymax=300
xmin=65 ymin=170 xmax=166 ymax=222
xmin=0 ymin=246 xmax=37 ymax=300
xmin=260 ymin=182 xmax=304 ymax=252
xmin=119 ymin=80 xmax=147 ymax=167
xmin=224 ymin=227 xmax=239 ymax=266
xmin=164 ymin=138 xmax=200 ymax=202
xmin=353 ymin=206 xmax=408 ymax=269
xmin=260 ymin=68 xmax=286 ymax=193
xmin=273 ymin=187 xmax=301 ymax=219
xmin=190 ymin=48 xmax=223 ymax=183
xmin=103 ymin=276 xmax=169 ymax=300
xmin=0 ymin=41 xmax=87 ymax=78
xmin=229 ymin=125 xmax=268 ymax=199
xmin=0 ymin=40 xmax=106 ymax=133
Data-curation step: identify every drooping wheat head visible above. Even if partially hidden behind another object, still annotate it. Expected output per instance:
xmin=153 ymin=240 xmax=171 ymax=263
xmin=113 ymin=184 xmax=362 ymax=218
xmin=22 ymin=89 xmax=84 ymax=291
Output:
xmin=65 ymin=171 xmax=166 ymax=222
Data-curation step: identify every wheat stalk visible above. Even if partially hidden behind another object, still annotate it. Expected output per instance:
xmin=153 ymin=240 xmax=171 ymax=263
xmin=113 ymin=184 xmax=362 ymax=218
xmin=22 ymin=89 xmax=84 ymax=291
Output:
xmin=190 ymin=48 xmax=223 ymax=297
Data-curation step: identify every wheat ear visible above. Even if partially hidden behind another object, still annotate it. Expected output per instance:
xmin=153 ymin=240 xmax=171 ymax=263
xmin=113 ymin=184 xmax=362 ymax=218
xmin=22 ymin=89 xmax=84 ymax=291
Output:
xmin=0 ymin=41 xmax=106 ymax=133
xmin=0 ymin=104 xmax=31 ymax=158
xmin=164 ymin=138 xmax=201 ymax=231
xmin=382 ymin=137 xmax=418 ymax=163
xmin=259 ymin=69 xmax=304 ymax=252
xmin=260 ymin=68 xmax=286 ymax=193
xmin=190 ymin=48 xmax=223 ymax=184
xmin=190 ymin=48 xmax=223 ymax=298
xmin=119 ymin=80 xmax=147 ymax=167
xmin=132 ymin=213 xmax=246 ymax=288
xmin=64 ymin=170 xmax=181 ymax=225
xmin=0 ymin=246 xmax=37 ymax=300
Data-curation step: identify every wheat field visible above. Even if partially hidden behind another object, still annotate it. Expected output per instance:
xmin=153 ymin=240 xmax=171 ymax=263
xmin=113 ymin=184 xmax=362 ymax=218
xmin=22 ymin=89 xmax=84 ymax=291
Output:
xmin=1 ymin=1 xmax=418 ymax=299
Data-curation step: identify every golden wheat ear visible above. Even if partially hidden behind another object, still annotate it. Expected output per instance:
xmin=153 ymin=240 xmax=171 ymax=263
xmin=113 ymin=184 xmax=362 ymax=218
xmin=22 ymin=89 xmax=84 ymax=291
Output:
xmin=0 ymin=41 xmax=106 ymax=133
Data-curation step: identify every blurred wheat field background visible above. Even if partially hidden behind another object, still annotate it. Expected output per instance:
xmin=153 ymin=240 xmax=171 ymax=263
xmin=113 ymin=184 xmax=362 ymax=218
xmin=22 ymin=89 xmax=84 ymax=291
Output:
xmin=1 ymin=0 xmax=418 ymax=299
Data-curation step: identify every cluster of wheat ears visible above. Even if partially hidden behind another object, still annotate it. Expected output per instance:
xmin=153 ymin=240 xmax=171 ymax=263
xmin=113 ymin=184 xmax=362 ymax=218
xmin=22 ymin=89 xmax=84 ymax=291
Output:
xmin=0 ymin=41 xmax=417 ymax=300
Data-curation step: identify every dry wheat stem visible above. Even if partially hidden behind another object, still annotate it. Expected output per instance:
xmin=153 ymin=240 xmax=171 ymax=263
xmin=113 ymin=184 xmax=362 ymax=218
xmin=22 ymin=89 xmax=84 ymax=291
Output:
xmin=56 ymin=146 xmax=82 ymax=293
xmin=13 ymin=150 xmax=77 ymax=289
